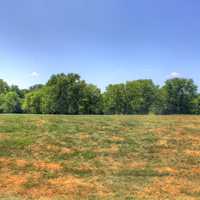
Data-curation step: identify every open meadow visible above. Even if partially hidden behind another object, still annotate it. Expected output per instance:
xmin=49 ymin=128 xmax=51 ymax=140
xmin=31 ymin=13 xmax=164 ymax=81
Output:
xmin=0 ymin=115 xmax=199 ymax=200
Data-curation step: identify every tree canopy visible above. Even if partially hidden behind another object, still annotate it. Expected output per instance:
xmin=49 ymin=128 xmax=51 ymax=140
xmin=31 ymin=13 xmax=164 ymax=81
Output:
xmin=0 ymin=73 xmax=199 ymax=115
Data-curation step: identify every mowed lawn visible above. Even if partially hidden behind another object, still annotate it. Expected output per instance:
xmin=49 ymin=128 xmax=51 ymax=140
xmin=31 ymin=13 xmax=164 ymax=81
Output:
xmin=0 ymin=115 xmax=200 ymax=200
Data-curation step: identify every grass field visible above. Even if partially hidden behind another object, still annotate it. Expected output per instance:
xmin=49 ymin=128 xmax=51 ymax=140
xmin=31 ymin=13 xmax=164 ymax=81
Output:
xmin=0 ymin=115 xmax=199 ymax=200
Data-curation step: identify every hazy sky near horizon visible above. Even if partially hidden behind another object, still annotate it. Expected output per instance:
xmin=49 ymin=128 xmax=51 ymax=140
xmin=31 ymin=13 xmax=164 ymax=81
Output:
xmin=0 ymin=0 xmax=200 ymax=90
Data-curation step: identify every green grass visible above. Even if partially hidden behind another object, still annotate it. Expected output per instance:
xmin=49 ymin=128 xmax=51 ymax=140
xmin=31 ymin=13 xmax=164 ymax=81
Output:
xmin=0 ymin=115 xmax=199 ymax=199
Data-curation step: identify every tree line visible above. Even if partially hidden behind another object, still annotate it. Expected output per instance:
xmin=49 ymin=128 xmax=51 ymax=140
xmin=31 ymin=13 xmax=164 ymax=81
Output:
xmin=0 ymin=73 xmax=200 ymax=115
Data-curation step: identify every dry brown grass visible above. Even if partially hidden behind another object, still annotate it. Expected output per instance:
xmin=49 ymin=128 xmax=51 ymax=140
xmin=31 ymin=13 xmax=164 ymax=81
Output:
xmin=0 ymin=115 xmax=199 ymax=200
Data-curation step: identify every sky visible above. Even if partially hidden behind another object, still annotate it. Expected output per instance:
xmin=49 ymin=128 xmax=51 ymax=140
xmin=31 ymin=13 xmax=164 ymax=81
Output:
xmin=0 ymin=0 xmax=200 ymax=90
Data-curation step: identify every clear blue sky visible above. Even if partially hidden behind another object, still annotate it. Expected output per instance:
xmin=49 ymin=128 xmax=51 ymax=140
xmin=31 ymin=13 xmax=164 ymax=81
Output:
xmin=0 ymin=0 xmax=200 ymax=90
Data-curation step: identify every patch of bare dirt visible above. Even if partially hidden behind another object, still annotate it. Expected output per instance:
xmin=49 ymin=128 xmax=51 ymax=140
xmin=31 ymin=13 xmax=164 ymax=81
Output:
xmin=0 ymin=133 xmax=9 ymax=140
xmin=25 ymin=176 xmax=109 ymax=198
xmin=79 ymin=133 xmax=90 ymax=140
xmin=185 ymin=150 xmax=200 ymax=157
xmin=36 ymin=119 xmax=46 ymax=127
xmin=61 ymin=147 xmax=73 ymax=154
xmin=156 ymin=167 xmax=177 ymax=175
xmin=0 ymin=157 xmax=13 ymax=166
xmin=137 ymin=176 xmax=200 ymax=200
xmin=127 ymin=161 xmax=147 ymax=169
xmin=0 ymin=171 xmax=29 ymax=194
xmin=16 ymin=159 xmax=29 ymax=168
xmin=111 ymin=136 xmax=125 ymax=142
xmin=94 ymin=144 xmax=119 ymax=154
xmin=33 ymin=161 xmax=62 ymax=171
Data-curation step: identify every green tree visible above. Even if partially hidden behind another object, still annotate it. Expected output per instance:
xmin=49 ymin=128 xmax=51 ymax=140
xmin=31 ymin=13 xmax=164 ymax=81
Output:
xmin=103 ymin=84 xmax=127 ymax=114
xmin=149 ymin=87 xmax=167 ymax=114
xmin=29 ymin=84 xmax=44 ymax=92
xmin=23 ymin=90 xmax=43 ymax=114
xmin=80 ymin=84 xmax=102 ymax=114
xmin=0 ymin=91 xmax=22 ymax=113
xmin=162 ymin=78 xmax=197 ymax=114
xmin=126 ymin=79 xmax=157 ymax=114
xmin=0 ymin=79 xmax=9 ymax=94
xmin=46 ymin=73 xmax=87 ymax=114
xmin=12 ymin=73 xmax=200 ymax=115
xmin=190 ymin=95 xmax=200 ymax=114
xmin=10 ymin=85 xmax=25 ymax=98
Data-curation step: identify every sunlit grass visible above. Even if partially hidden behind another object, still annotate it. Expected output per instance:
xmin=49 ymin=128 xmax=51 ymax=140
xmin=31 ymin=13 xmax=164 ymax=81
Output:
xmin=0 ymin=115 xmax=199 ymax=199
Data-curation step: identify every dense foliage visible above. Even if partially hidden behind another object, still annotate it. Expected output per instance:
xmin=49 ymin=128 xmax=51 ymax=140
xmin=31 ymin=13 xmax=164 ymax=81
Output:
xmin=0 ymin=74 xmax=199 ymax=114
